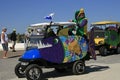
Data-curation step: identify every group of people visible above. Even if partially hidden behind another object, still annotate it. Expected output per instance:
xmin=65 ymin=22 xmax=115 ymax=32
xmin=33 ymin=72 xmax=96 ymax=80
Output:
xmin=1 ymin=28 xmax=17 ymax=58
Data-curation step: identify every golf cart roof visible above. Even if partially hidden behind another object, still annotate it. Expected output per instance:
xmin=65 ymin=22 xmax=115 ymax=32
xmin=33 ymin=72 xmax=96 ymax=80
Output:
xmin=91 ymin=21 xmax=120 ymax=25
xmin=30 ymin=22 xmax=76 ymax=27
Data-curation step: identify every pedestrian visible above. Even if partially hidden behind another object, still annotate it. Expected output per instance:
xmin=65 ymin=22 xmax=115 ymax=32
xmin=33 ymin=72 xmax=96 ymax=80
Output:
xmin=1 ymin=27 xmax=8 ymax=58
xmin=10 ymin=29 xmax=17 ymax=52
xmin=25 ymin=28 xmax=31 ymax=41
xmin=25 ymin=28 xmax=34 ymax=40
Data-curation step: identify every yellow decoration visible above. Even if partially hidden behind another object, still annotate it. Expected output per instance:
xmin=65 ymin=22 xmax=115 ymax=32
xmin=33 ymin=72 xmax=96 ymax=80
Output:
xmin=78 ymin=8 xmax=85 ymax=16
xmin=63 ymin=57 xmax=68 ymax=63
xmin=80 ymin=8 xmax=84 ymax=14
xmin=68 ymin=40 xmax=81 ymax=55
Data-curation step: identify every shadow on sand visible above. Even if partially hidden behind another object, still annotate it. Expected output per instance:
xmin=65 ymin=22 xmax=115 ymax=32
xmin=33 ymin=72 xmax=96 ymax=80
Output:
xmin=8 ymin=55 xmax=21 ymax=58
xmin=42 ymin=64 xmax=109 ymax=79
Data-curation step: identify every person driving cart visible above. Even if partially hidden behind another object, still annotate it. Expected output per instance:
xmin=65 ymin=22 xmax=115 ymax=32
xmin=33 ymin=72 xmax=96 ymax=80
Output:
xmin=45 ymin=27 xmax=56 ymax=38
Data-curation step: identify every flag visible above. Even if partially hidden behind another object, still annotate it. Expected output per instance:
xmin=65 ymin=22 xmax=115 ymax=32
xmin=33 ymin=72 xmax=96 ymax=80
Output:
xmin=44 ymin=13 xmax=55 ymax=20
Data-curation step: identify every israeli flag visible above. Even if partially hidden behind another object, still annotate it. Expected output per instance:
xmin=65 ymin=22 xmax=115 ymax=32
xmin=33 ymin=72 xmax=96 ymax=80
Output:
xmin=44 ymin=13 xmax=55 ymax=20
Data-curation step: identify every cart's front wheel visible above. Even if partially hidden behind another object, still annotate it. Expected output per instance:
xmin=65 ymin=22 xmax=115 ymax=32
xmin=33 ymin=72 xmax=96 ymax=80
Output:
xmin=72 ymin=60 xmax=85 ymax=75
xmin=25 ymin=64 xmax=42 ymax=80
xmin=15 ymin=63 xmax=25 ymax=78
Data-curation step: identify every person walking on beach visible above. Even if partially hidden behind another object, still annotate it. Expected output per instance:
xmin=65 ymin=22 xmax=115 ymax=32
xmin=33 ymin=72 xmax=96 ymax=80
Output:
xmin=10 ymin=29 xmax=17 ymax=52
xmin=1 ymin=27 xmax=8 ymax=58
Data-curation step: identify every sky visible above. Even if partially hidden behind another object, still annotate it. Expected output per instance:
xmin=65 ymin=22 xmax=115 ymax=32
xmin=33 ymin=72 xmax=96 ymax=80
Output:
xmin=0 ymin=0 xmax=120 ymax=34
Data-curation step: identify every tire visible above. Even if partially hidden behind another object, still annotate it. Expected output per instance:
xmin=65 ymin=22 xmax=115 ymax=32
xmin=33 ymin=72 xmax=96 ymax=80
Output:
xmin=25 ymin=64 xmax=42 ymax=80
xmin=99 ymin=46 xmax=108 ymax=56
xmin=15 ymin=63 xmax=25 ymax=78
xmin=117 ymin=46 xmax=120 ymax=54
xmin=72 ymin=60 xmax=85 ymax=75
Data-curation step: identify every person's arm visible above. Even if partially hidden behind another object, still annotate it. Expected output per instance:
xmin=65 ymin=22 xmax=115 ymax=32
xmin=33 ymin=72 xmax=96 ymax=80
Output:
xmin=77 ymin=19 xmax=87 ymax=28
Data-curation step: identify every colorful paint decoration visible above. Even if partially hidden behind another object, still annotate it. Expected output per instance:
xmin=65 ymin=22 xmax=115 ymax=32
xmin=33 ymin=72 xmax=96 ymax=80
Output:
xmin=59 ymin=36 xmax=88 ymax=63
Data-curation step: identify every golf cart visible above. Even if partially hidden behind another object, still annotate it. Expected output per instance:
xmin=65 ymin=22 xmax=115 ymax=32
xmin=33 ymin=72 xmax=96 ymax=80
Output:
xmin=15 ymin=21 xmax=96 ymax=80
xmin=91 ymin=21 xmax=120 ymax=56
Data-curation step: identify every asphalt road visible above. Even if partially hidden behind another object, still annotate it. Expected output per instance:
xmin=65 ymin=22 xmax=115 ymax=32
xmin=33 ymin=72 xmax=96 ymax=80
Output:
xmin=0 ymin=50 xmax=120 ymax=80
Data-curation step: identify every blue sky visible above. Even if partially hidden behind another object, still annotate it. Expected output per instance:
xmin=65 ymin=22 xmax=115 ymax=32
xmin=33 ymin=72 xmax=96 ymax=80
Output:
xmin=0 ymin=0 xmax=120 ymax=33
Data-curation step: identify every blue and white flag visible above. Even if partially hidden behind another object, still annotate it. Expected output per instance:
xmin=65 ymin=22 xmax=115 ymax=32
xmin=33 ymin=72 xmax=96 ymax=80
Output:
xmin=44 ymin=13 xmax=55 ymax=20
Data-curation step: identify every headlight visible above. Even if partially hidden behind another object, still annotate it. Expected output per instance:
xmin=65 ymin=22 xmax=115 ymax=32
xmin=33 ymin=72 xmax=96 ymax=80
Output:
xmin=21 ymin=62 xmax=29 ymax=66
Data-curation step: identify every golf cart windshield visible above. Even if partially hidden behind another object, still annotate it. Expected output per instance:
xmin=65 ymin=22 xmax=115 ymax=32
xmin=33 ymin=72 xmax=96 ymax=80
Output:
xmin=25 ymin=22 xmax=76 ymax=50
xmin=91 ymin=21 xmax=120 ymax=38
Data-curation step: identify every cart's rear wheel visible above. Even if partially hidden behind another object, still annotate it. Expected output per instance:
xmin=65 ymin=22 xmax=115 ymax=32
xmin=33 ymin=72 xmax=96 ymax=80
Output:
xmin=72 ymin=60 xmax=85 ymax=75
xmin=25 ymin=64 xmax=42 ymax=80
xmin=117 ymin=46 xmax=120 ymax=54
xmin=99 ymin=46 xmax=108 ymax=56
xmin=15 ymin=63 xmax=25 ymax=78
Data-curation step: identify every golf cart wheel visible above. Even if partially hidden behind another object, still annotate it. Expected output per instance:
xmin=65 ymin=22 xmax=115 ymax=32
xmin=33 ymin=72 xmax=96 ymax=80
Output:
xmin=25 ymin=64 xmax=42 ymax=80
xmin=117 ymin=46 xmax=120 ymax=54
xmin=72 ymin=60 xmax=85 ymax=75
xmin=15 ymin=63 xmax=25 ymax=78
xmin=99 ymin=46 xmax=108 ymax=56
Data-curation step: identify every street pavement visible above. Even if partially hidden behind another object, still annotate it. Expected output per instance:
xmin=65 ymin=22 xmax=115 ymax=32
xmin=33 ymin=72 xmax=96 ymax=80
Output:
xmin=0 ymin=50 xmax=120 ymax=80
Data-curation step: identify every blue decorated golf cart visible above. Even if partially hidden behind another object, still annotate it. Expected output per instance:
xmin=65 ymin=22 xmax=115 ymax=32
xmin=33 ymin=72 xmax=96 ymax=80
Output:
xmin=15 ymin=21 xmax=96 ymax=80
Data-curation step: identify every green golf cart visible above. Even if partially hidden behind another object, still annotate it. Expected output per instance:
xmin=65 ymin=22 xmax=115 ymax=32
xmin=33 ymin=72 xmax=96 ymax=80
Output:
xmin=91 ymin=21 xmax=120 ymax=56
